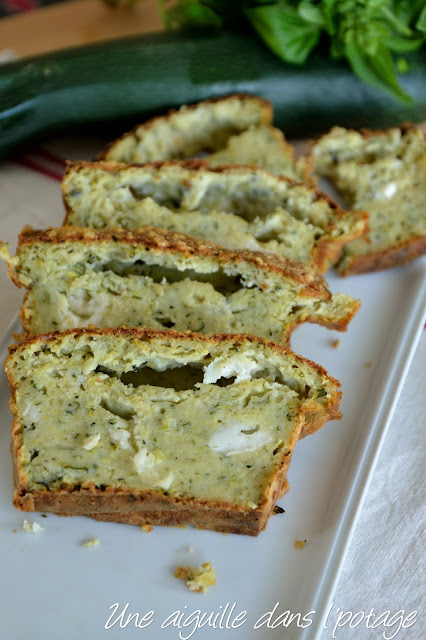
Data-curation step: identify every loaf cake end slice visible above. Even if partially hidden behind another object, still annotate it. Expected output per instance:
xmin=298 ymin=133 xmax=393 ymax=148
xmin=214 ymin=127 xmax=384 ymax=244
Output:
xmin=99 ymin=94 xmax=273 ymax=164
xmin=6 ymin=329 xmax=342 ymax=535
xmin=99 ymin=95 xmax=310 ymax=180
xmin=311 ymin=124 xmax=426 ymax=274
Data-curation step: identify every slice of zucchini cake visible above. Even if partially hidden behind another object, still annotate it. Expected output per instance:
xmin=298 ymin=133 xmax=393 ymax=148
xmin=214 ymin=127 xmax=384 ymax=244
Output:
xmin=311 ymin=124 xmax=426 ymax=274
xmin=99 ymin=94 xmax=273 ymax=163
xmin=3 ymin=226 xmax=359 ymax=343
xmin=62 ymin=161 xmax=368 ymax=273
xmin=98 ymin=94 xmax=308 ymax=180
xmin=6 ymin=328 xmax=342 ymax=535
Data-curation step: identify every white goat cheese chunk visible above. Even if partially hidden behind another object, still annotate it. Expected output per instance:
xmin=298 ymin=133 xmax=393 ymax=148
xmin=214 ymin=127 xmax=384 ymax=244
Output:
xmin=22 ymin=402 xmax=41 ymax=424
xmin=133 ymin=448 xmax=158 ymax=474
xmin=203 ymin=355 xmax=261 ymax=384
xmin=383 ymin=182 xmax=397 ymax=198
xmin=82 ymin=433 xmax=101 ymax=451
xmin=155 ymin=472 xmax=174 ymax=491
xmin=209 ymin=422 xmax=273 ymax=456
xmin=109 ymin=427 xmax=132 ymax=450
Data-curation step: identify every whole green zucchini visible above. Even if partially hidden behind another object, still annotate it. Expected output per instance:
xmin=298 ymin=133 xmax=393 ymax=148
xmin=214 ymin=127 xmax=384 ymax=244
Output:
xmin=1 ymin=29 xmax=425 ymax=160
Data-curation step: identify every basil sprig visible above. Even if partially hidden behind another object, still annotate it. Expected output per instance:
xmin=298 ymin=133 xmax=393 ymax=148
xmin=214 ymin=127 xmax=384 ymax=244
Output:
xmin=156 ymin=0 xmax=426 ymax=102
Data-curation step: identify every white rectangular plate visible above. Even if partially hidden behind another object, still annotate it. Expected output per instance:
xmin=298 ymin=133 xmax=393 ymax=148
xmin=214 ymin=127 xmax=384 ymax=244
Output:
xmin=0 ymin=256 xmax=425 ymax=640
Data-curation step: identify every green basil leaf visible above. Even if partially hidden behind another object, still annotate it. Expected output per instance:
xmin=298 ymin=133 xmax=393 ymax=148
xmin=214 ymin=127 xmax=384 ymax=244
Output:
xmin=391 ymin=0 xmax=426 ymax=28
xmin=320 ymin=0 xmax=340 ymax=35
xmin=416 ymin=5 xmax=426 ymax=33
xmin=160 ymin=0 xmax=222 ymax=29
xmin=297 ymin=2 xmax=325 ymax=26
xmin=245 ymin=5 xmax=321 ymax=64
xmin=385 ymin=35 xmax=425 ymax=52
xmin=380 ymin=6 xmax=412 ymax=37
xmin=344 ymin=40 xmax=412 ymax=103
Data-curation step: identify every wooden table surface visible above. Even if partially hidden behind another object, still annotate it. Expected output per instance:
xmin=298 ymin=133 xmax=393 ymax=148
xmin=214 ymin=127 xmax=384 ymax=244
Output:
xmin=0 ymin=0 xmax=162 ymax=58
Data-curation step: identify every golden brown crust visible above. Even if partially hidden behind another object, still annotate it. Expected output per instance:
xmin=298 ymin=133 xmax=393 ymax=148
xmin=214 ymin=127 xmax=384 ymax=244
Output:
xmin=17 ymin=224 xmax=330 ymax=299
xmin=12 ymin=440 xmax=294 ymax=534
xmin=11 ymin=452 xmax=292 ymax=537
xmin=308 ymin=299 xmax=361 ymax=332
xmin=88 ymin=465 xmax=288 ymax=533
xmin=299 ymin=399 xmax=342 ymax=438
xmin=279 ymin=296 xmax=360 ymax=349
xmin=19 ymin=501 xmax=268 ymax=536
xmin=5 ymin=258 xmax=22 ymax=291
xmin=309 ymin=122 xmax=424 ymax=152
xmin=98 ymin=94 xmax=273 ymax=161
xmin=312 ymin=216 xmax=369 ymax=272
xmin=18 ymin=291 xmax=31 ymax=335
xmin=338 ymin=234 xmax=426 ymax=276
xmin=79 ymin=512 xmax=266 ymax=536
xmin=348 ymin=122 xmax=422 ymax=141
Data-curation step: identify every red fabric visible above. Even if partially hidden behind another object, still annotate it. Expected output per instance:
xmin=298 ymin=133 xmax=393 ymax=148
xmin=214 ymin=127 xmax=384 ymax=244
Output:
xmin=14 ymin=147 xmax=66 ymax=181
xmin=3 ymin=0 xmax=39 ymax=12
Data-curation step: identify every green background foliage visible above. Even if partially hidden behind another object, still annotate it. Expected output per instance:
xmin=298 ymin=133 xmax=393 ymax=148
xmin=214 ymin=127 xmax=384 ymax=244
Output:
xmin=155 ymin=0 xmax=426 ymax=101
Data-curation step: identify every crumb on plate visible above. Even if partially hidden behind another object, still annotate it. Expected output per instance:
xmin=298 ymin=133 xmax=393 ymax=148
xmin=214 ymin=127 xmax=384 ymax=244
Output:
xmin=331 ymin=339 xmax=341 ymax=349
xmin=295 ymin=539 xmax=307 ymax=549
xmin=273 ymin=505 xmax=285 ymax=515
xmin=23 ymin=519 xmax=44 ymax=534
xmin=83 ymin=538 xmax=100 ymax=548
xmin=141 ymin=524 xmax=153 ymax=533
xmin=174 ymin=562 xmax=216 ymax=593
xmin=12 ymin=332 xmax=27 ymax=342
xmin=364 ymin=361 xmax=372 ymax=368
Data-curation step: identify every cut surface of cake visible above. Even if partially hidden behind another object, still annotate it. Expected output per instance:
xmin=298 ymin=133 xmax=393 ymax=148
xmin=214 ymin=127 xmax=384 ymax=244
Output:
xmin=3 ymin=226 xmax=360 ymax=342
xmin=311 ymin=124 xmax=426 ymax=274
xmin=6 ymin=328 xmax=342 ymax=535
xmin=205 ymin=126 xmax=310 ymax=181
xmin=98 ymin=94 xmax=308 ymax=180
xmin=99 ymin=94 xmax=273 ymax=163
xmin=62 ymin=161 xmax=368 ymax=273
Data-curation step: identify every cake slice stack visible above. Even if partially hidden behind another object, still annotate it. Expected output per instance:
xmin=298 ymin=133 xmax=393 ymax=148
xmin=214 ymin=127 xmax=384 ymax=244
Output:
xmin=2 ymin=95 xmax=366 ymax=535
xmin=4 ymin=222 xmax=350 ymax=533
